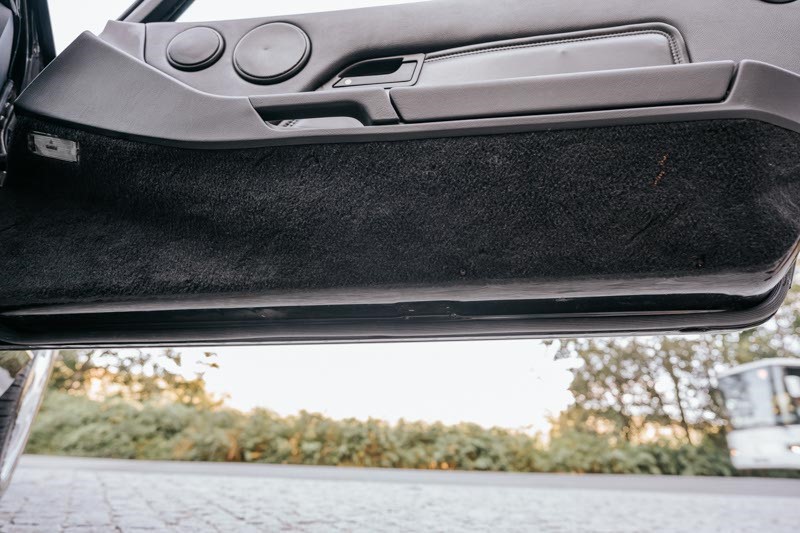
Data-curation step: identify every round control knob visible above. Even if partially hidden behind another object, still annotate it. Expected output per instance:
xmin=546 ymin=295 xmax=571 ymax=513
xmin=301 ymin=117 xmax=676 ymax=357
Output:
xmin=167 ymin=27 xmax=225 ymax=71
xmin=233 ymin=23 xmax=311 ymax=84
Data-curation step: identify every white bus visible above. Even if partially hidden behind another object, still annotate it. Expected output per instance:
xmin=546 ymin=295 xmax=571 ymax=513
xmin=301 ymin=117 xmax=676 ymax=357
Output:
xmin=717 ymin=359 xmax=800 ymax=470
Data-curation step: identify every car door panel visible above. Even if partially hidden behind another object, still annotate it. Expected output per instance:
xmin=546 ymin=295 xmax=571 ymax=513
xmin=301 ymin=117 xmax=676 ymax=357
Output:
xmin=3 ymin=0 xmax=800 ymax=346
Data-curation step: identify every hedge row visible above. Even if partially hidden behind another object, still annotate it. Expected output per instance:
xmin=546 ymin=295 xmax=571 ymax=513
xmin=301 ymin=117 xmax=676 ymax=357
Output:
xmin=27 ymin=391 xmax=742 ymax=476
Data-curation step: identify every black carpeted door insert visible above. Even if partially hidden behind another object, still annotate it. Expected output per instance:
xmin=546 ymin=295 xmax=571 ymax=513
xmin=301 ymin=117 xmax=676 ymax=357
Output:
xmin=2 ymin=117 xmax=800 ymax=309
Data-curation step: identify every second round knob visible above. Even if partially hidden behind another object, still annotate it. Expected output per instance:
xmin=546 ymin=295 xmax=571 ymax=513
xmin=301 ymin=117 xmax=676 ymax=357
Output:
xmin=233 ymin=23 xmax=311 ymax=84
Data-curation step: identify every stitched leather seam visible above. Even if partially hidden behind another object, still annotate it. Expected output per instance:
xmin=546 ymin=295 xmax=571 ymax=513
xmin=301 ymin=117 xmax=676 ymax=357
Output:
xmin=425 ymin=30 xmax=684 ymax=66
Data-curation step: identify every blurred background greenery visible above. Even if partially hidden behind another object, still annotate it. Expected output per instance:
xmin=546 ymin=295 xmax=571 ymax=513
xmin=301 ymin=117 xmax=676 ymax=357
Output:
xmin=23 ymin=277 xmax=800 ymax=477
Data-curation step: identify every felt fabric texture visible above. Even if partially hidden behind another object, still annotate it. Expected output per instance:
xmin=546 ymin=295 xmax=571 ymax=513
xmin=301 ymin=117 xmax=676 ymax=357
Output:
xmin=1 ymin=117 xmax=800 ymax=308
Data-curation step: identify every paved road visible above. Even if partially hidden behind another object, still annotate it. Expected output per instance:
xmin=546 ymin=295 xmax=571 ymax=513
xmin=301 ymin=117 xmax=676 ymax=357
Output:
xmin=1 ymin=456 xmax=798 ymax=532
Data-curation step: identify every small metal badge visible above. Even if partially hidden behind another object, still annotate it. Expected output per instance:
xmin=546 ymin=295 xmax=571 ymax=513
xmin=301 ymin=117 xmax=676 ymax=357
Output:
xmin=28 ymin=133 xmax=79 ymax=163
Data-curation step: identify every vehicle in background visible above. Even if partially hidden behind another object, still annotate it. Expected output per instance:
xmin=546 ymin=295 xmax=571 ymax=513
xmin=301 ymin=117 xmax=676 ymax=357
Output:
xmin=718 ymin=359 xmax=800 ymax=470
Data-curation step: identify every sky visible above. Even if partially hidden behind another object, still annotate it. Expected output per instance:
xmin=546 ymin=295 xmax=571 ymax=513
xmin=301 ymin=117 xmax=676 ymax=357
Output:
xmin=179 ymin=342 xmax=577 ymax=433
xmin=44 ymin=0 xmax=578 ymax=433
xmin=47 ymin=0 xmax=430 ymax=51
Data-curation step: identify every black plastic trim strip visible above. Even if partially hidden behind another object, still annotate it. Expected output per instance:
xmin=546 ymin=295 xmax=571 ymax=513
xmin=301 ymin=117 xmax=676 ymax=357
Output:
xmin=0 ymin=271 xmax=793 ymax=349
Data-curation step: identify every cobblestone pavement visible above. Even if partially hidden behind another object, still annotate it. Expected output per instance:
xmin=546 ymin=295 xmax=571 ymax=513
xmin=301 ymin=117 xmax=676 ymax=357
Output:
xmin=1 ymin=456 xmax=798 ymax=533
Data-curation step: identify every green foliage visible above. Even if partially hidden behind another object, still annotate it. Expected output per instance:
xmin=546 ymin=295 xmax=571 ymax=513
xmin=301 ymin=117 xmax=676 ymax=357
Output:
xmin=50 ymin=348 xmax=221 ymax=407
xmin=237 ymin=412 xmax=551 ymax=471
xmin=28 ymin=390 xmax=748 ymax=476
xmin=27 ymin=391 xmax=242 ymax=461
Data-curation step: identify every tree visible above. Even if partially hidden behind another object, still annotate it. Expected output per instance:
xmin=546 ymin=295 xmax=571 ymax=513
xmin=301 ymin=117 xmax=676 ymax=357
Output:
xmin=557 ymin=271 xmax=800 ymax=443
xmin=49 ymin=348 xmax=222 ymax=407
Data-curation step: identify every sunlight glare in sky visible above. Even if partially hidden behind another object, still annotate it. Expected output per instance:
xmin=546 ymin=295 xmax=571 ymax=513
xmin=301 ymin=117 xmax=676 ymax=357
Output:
xmin=179 ymin=341 xmax=577 ymax=433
